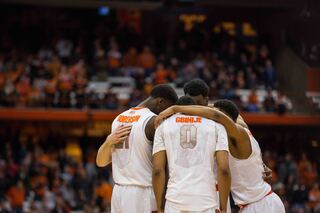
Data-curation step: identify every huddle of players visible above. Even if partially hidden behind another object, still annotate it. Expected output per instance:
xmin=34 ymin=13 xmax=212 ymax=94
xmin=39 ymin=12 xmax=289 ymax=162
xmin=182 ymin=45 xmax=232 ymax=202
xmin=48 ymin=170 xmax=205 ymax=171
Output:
xmin=96 ymin=79 xmax=286 ymax=213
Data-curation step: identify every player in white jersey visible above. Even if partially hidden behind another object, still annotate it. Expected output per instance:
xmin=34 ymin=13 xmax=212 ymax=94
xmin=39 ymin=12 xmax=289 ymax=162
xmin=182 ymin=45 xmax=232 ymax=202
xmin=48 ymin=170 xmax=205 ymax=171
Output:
xmin=183 ymin=79 xmax=234 ymax=213
xmin=152 ymin=96 xmax=231 ymax=213
xmin=96 ymin=84 xmax=178 ymax=213
xmin=155 ymin=99 xmax=285 ymax=213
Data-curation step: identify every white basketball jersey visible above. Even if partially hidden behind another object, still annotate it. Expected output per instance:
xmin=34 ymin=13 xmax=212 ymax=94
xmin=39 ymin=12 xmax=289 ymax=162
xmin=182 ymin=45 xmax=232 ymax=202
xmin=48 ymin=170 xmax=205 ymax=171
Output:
xmin=111 ymin=107 xmax=155 ymax=187
xmin=153 ymin=114 xmax=229 ymax=211
xmin=229 ymin=130 xmax=271 ymax=205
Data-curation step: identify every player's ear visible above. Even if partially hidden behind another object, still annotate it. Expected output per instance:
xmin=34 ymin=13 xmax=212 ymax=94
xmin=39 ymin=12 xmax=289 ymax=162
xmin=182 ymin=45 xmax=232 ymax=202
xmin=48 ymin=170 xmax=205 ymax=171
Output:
xmin=158 ymin=98 xmax=164 ymax=105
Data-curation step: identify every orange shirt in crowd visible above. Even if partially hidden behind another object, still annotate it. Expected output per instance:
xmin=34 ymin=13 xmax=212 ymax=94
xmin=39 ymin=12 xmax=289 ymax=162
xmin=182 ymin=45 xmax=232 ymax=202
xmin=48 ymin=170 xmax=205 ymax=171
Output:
xmin=123 ymin=48 xmax=138 ymax=67
xmin=299 ymin=159 xmax=317 ymax=187
xmin=108 ymin=54 xmax=121 ymax=69
xmin=155 ymin=68 xmax=168 ymax=84
xmin=46 ymin=58 xmax=62 ymax=76
xmin=248 ymin=91 xmax=258 ymax=105
xmin=138 ymin=49 xmax=156 ymax=69
xmin=0 ymin=72 xmax=4 ymax=89
xmin=309 ymin=186 xmax=320 ymax=209
xmin=45 ymin=78 xmax=57 ymax=94
xmin=144 ymin=82 xmax=153 ymax=95
xmin=7 ymin=186 xmax=25 ymax=208
xmin=95 ymin=182 xmax=113 ymax=203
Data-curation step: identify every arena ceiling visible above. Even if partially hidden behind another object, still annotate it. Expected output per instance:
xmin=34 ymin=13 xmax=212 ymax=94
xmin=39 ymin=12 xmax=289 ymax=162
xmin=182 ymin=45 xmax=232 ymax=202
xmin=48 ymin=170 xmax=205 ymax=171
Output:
xmin=0 ymin=0 xmax=308 ymax=10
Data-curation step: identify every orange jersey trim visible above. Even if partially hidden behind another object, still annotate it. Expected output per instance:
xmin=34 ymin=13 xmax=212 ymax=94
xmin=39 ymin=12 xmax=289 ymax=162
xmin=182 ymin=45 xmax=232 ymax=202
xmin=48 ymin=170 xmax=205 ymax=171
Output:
xmin=130 ymin=107 xmax=145 ymax=110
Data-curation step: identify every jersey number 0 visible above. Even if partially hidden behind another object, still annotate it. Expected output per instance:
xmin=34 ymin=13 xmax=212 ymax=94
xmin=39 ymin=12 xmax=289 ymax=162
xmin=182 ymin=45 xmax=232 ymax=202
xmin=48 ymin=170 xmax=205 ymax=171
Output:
xmin=180 ymin=125 xmax=197 ymax=149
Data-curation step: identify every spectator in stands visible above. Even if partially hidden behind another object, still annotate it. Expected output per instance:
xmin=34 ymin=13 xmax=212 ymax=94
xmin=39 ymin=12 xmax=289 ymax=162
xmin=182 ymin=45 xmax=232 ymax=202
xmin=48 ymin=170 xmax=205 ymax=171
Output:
xmin=309 ymin=183 xmax=320 ymax=212
xmin=239 ymin=53 xmax=249 ymax=70
xmin=219 ymin=82 xmax=234 ymax=100
xmin=93 ymin=39 xmax=105 ymax=60
xmin=234 ymin=71 xmax=246 ymax=89
xmin=107 ymin=42 xmax=122 ymax=75
xmin=263 ymin=59 xmax=277 ymax=89
xmin=246 ymin=88 xmax=260 ymax=112
xmin=46 ymin=55 xmax=62 ymax=76
xmin=143 ymin=78 xmax=153 ymax=96
xmin=95 ymin=179 xmax=112 ymax=212
xmin=246 ymin=67 xmax=258 ymax=89
xmin=138 ymin=46 xmax=156 ymax=76
xmin=55 ymin=38 xmax=73 ymax=64
xmin=299 ymin=153 xmax=317 ymax=187
xmin=275 ymin=91 xmax=293 ymax=114
xmin=278 ymin=153 xmax=299 ymax=187
xmin=224 ymin=41 xmax=239 ymax=68
xmin=123 ymin=47 xmax=138 ymax=67
xmin=193 ymin=54 xmax=206 ymax=71
xmin=154 ymin=63 xmax=168 ymax=84
xmin=257 ymin=45 xmax=270 ymax=67
xmin=6 ymin=180 xmax=25 ymax=213
xmin=38 ymin=45 xmax=54 ymax=62
xmin=104 ymin=92 xmax=119 ymax=110
xmin=263 ymin=88 xmax=276 ymax=112
xmin=289 ymin=180 xmax=309 ymax=213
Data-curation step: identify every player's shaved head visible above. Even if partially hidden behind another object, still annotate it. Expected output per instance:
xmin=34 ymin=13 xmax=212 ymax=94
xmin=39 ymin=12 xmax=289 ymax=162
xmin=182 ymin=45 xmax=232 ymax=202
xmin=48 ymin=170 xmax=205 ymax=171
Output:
xmin=148 ymin=84 xmax=178 ymax=114
xmin=214 ymin=99 xmax=239 ymax=122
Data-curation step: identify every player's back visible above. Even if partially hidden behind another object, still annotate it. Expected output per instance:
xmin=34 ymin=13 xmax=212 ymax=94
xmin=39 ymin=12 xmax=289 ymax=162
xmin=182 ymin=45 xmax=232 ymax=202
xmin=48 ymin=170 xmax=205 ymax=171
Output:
xmin=158 ymin=113 xmax=227 ymax=211
xmin=229 ymin=129 xmax=271 ymax=205
xmin=111 ymin=107 xmax=155 ymax=187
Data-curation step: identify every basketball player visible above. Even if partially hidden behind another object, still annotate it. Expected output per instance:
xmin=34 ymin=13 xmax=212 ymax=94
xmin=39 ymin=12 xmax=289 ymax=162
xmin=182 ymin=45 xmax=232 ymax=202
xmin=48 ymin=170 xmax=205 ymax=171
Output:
xmin=152 ymin=96 xmax=231 ymax=213
xmin=183 ymin=79 xmax=233 ymax=213
xmin=96 ymin=84 xmax=178 ymax=213
xmin=183 ymin=79 xmax=209 ymax=106
xmin=155 ymin=100 xmax=285 ymax=213
xmin=183 ymin=79 xmax=272 ymax=183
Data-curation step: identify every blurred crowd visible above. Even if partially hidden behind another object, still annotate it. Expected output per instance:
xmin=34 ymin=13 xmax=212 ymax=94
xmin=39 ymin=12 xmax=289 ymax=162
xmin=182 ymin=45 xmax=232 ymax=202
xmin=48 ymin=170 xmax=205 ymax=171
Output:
xmin=0 ymin=138 xmax=113 ymax=213
xmin=0 ymin=35 xmax=286 ymax=112
xmin=0 ymin=4 xmax=287 ymax=113
xmin=0 ymin=137 xmax=319 ymax=213
xmin=263 ymin=151 xmax=320 ymax=213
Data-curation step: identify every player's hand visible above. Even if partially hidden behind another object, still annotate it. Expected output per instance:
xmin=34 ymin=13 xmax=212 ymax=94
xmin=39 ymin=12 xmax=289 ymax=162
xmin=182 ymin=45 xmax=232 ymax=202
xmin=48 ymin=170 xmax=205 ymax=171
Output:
xmin=106 ymin=125 xmax=132 ymax=147
xmin=262 ymin=163 xmax=272 ymax=184
xmin=154 ymin=107 xmax=175 ymax=127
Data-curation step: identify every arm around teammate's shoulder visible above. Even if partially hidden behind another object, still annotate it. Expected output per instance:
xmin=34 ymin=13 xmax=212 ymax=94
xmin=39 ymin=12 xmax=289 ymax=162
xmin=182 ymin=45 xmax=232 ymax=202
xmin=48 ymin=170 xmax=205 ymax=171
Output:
xmin=157 ymin=105 xmax=241 ymax=139
xmin=96 ymin=125 xmax=131 ymax=167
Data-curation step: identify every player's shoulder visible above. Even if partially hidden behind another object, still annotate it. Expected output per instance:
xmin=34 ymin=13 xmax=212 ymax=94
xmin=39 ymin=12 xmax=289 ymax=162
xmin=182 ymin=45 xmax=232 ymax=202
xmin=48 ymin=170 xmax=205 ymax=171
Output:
xmin=202 ymin=116 xmax=217 ymax=126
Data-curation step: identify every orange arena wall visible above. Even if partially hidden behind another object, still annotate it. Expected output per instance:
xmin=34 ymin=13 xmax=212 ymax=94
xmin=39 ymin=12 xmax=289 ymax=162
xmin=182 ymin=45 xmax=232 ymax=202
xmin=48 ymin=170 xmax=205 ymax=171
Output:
xmin=0 ymin=109 xmax=319 ymax=126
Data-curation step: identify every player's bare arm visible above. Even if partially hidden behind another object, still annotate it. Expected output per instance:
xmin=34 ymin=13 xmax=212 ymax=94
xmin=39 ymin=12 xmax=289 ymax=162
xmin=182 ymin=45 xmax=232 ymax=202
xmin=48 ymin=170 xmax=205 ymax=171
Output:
xmin=96 ymin=125 xmax=131 ymax=167
xmin=155 ymin=105 xmax=240 ymax=137
xmin=152 ymin=150 xmax=167 ymax=212
xmin=216 ymin=150 xmax=231 ymax=213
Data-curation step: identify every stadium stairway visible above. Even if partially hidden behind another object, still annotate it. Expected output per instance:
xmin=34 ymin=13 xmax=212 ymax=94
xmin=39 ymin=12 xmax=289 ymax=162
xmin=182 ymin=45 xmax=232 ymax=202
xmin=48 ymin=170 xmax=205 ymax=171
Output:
xmin=276 ymin=47 xmax=319 ymax=114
